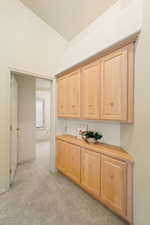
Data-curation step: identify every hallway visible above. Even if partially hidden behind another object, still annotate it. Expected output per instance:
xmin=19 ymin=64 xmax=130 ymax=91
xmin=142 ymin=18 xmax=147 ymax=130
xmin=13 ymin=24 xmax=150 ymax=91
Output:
xmin=0 ymin=147 xmax=127 ymax=225
xmin=36 ymin=141 xmax=50 ymax=171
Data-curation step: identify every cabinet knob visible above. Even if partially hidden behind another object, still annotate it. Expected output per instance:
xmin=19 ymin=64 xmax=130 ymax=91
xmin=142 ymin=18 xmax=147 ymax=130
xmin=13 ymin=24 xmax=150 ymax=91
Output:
xmin=72 ymin=105 xmax=75 ymax=108
xmin=110 ymin=102 xmax=114 ymax=107
xmin=109 ymin=174 xmax=114 ymax=184
xmin=88 ymin=104 xmax=92 ymax=107
xmin=110 ymin=174 xmax=114 ymax=179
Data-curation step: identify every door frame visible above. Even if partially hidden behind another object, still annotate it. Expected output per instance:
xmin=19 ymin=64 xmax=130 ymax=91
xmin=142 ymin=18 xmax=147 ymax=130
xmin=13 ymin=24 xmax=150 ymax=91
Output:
xmin=10 ymin=74 xmax=18 ymax=184
xmin=9 ymin=67 xmax=57 ymax=186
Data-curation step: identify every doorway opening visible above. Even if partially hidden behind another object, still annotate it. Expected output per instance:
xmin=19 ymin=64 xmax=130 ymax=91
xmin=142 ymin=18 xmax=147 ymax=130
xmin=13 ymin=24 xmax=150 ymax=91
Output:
xmin=10 ymin=71 xmax=54 ymax=185
xmin=36 ymin=79 xmax=51 ymax=171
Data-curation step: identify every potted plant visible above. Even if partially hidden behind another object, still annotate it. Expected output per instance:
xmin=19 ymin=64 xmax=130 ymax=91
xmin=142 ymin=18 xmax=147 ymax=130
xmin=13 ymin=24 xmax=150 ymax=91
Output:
xmin=81 ymin=130 xmax=103 ymax=144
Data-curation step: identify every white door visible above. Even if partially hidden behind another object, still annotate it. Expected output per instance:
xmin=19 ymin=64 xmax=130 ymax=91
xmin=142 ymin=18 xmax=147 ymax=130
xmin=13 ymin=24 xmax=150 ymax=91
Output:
xmin=10 ymin=75 xmax=18 ymax=184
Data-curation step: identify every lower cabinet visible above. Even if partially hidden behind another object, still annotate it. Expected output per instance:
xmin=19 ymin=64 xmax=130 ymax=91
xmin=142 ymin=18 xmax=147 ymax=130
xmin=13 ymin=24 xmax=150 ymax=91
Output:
xmin=56 ymin=140 xmax=81 ymax=183
xmin=56 ymin=140 xmax=68 ymax=174
xmin=67 ymin=143 xmax=81 ymax=183
xmin=101 ymin=155 xmax=127 ymax=216
xmin=81 ymin=149 xmax=101 ymax=198
xmin=56 ymin=138 xmax=133 ymax=224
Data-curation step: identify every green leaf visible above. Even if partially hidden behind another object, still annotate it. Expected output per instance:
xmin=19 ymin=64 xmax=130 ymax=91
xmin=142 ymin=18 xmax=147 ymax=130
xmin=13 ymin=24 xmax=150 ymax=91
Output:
xmin=84 ymin=130 xmax=103 ymax=140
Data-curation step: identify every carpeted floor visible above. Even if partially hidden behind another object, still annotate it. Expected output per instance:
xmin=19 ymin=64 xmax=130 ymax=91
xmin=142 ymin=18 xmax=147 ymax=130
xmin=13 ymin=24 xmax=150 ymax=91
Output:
xmin=0 ymin=142 xmax=127 ymax=225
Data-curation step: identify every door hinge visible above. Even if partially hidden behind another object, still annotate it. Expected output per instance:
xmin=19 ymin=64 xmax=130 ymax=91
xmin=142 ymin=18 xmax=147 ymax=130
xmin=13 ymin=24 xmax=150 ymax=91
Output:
xmin=10 ymin=169 xmax=12 ymax=175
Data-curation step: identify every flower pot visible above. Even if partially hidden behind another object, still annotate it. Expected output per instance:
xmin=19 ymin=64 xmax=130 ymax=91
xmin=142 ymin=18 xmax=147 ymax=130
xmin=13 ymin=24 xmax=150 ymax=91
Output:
xmin=87 ymin=138 xmax=97 ymax=144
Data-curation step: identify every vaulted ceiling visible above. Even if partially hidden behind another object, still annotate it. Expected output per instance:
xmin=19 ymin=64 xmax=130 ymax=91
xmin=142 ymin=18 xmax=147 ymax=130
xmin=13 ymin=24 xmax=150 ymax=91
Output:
xmin=20 ymin=0 xmax=118 ymax=41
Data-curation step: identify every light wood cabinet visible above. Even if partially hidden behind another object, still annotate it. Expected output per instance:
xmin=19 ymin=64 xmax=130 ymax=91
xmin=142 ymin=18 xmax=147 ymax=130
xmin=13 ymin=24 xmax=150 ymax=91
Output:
xmin=81 ymin=61 xmax=100 ymax=119
xmin=56 ymin=136 xmax=134 ymax=224
xmin=81 ymin=148 xmax=101 ymax=197
xmin=100 ymin=47 xmax=128 ymax=121
xmin=57 ymin=42 xmax=134 ymax=123
xmin=68 ymin=70 xmax=80 ymax=118
xmin=58 ymin=77 xmax=66 ymax=116
xmin=67 ymin=143 xmax=81 ymax=183
xmin=101 ymin=155 xmax=127 ymax=216
xmin=58 ymin=70 xmax=80 ymax=118
xmin=56 ymin=140 xmax=81 ymax=183
xmin=56 ymin=140 xmax=68 ymax=173
xmin=58 ymin=76 xmax=70 ymax=117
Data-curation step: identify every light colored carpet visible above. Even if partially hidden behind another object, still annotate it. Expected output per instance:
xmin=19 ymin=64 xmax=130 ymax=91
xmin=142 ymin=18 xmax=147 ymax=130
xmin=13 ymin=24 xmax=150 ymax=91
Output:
xmin=0 ymin=142 xmax=127 ymax=225
xmin=36 ymin=141 xmax=50 ymax=170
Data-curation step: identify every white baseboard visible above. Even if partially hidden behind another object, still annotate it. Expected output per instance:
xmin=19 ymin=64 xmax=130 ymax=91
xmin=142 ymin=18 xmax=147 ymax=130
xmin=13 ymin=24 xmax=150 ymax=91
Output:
xmin=18 ymin=157 xmax=35 ymax=166
xmin=36 ymin=139 xmax=50 ymax=143
xmin=50 ymin=167 xmax=57 ymax=173
xmin=0 ymin=188 xmax=6 ymax=194
xmin=0 ymin=185 xmax=9 ymax=195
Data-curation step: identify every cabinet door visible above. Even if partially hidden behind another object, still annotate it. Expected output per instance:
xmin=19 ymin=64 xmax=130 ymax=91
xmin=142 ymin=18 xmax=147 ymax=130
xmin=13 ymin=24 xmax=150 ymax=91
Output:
xmin=81 ymin=149 xmax=101 ymax=197
xmin=67 ymin=143 xmax=81 ymax=183
xmin=68 ymin=70 xmax=80 ymax=118
xmin=56 ymin=140 xmax=68 ymax=173
xmin=101 ymin=47 xmax=128 ymax=121
xmin=58 ymin=77 xmax=68 ymax=117
xmin=81 ymin=61 xmax=100 ymax=119
xmin=101 ymin=155 xmax=127 ymax=216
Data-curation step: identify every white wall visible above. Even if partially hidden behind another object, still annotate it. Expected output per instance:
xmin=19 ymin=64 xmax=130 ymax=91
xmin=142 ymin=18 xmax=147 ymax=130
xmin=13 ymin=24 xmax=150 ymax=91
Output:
xmin=0 ymin=0 xmax=68 ymax=76
xmin=17 ymin=75 xmax=36 ymax=164
xmin=0 ymin=0 xmax=67 ymax=192
xmin=36 ymin=89 xmax=51 ymax=141
xmin=57 ymin=119 xmax=120 ymax=146
xmin=120 ymin=0 xmax=150 ymax=224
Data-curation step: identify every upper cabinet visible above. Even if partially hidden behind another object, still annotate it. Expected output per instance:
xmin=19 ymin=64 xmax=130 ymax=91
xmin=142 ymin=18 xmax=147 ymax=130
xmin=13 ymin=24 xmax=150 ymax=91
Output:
xmin=81 ymin=61 xmax=100 ymax=120
xmin=68 ymin=70 xmax=80 ymax=118
xmin=57 ymin=42 xmax=134 ymax=123
xmin=100 ymin=47 xmax=128 ymax=121
xmin=58 ymin=76 xmax=68 ymax=117
xmin=58 ymin=70 xmax=80 ymax=118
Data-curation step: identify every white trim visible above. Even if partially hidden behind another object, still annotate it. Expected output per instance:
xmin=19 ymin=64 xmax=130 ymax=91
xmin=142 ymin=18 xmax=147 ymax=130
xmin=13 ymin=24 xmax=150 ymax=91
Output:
xmin=8 ymin=68 xmax=56 ymax=190
xmin=0 ymin=185 xmax=9 ymax=194
xmin=36 ymin=87 xmax=51 ymax=91
xmin=36 ymin=98 xmax=45 ymax=128
xmin=0 ymin=189 xmax=6 ymax=194
xmin=17 ymin=158 xmax=35 ymax=166
xmin=9 ymin=67 xmax=54 ymax=80
xmin=50 ymin=78 xmax=57 ymax=172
